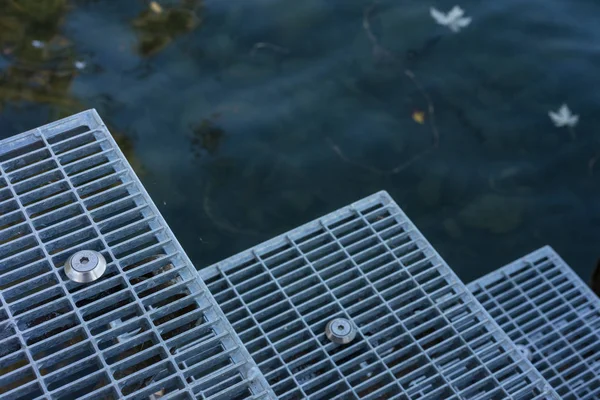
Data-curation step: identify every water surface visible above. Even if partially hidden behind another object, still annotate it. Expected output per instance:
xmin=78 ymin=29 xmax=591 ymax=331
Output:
xmin=1 ymin=0 xmax=599 ymax=282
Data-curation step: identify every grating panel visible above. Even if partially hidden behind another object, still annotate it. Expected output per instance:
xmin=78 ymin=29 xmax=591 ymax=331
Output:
xmin=469 ymin=246 xmax=600 ymax=400
xmin=201 ymin=191 xmax=559 ymax=400
xmin=0 ymin=110 xmax=273 ymax=400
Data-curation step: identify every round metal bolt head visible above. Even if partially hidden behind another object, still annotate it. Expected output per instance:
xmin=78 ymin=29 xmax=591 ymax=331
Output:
xmin=325 ymin=318 xmax=356 ymax=344
xmin=65 ymin=250 xmax=106 ymax=283
xmin=516 ymin=344 xmax=532 ymax=361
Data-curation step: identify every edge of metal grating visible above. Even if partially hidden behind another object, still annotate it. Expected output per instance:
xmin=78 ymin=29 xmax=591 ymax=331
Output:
xmin=468 ymin=246 xmax=593 ymax=297
xmin=200 ymin=191 xmax=561 ymax=399
xmin=0 ymin=109 xmax=275 ymax=399
xmin=468 ymin=246 xmax=600 ymax=399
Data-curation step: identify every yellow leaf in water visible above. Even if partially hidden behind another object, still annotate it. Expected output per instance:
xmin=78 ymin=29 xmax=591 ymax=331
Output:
xmin=150 ymin=1 xmax=163 ymax=14
xmin=412 ymin=111 xmax=426 ymax=124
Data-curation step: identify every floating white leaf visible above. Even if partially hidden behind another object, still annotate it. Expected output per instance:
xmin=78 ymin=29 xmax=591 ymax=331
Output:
xmin=150 ymin=1 xmax=163 ymax=14
xmin=74 ymin=61 xmax=87 ymax=70
xmin=430 ymin=6 xmax=472 ymax=32
xmin=548 ymin=104 xmax=579 ymax=128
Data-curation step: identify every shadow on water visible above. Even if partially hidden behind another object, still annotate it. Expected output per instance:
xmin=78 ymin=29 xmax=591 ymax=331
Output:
xmin=0 ymin=0 xmax=599 ymax=282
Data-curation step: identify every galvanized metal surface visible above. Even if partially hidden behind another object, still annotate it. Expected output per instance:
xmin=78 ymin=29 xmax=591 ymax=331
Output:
xmin=0 ymin=110 xmax=273 ymax=400
xmin=469 ymin=246 xmax=600 ymax=400
xmin=201 ymin=191 xmax=559 ymax=400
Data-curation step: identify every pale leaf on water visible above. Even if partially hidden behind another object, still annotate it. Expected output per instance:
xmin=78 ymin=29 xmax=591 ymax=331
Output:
xmin=548 ymin=104 xmax=579 ymax=128
xmin=430 ymin=5 xmax=472 ymax=32
xmin=150 ymin=1 xmax=163 ymax=14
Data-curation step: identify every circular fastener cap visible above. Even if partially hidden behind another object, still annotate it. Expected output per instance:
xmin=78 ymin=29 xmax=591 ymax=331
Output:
xmin=516 ymin=344 xmax=532 ymax=361
xmin=65 ymin=250 xmax=106 ymax=283
xmin=325 ymin=318 xmax=356 ymax=344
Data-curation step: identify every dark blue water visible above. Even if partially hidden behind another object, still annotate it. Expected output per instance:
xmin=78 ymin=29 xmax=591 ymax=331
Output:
xmin=1 ymin=0 xmax=599 ymax=282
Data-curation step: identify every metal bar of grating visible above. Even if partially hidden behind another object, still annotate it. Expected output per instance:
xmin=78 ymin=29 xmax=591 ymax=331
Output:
xmin=0 ymin=110 xmax=273 ymax=400
xmin=469 ymin=246 xmax=600 ymax=400
xmin=200 ymin=191 xmax=559 ymax=400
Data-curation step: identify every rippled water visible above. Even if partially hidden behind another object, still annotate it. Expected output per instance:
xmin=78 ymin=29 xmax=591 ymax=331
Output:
xmin=1 ymin=0 xmax=598 ymax=282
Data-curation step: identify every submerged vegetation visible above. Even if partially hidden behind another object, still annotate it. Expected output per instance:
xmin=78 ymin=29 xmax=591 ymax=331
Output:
xmin=190 ymin=116 xmax=225 ymax=157
xmin=0 ymin=0 xmax=78 ymax=115
xmin=0 ymin=0 xmax=204 ymax=115
xmin=133 ymin=0 xmax=203 ymax=56
xmin=0 ymin=0 xmax=205 ymax=170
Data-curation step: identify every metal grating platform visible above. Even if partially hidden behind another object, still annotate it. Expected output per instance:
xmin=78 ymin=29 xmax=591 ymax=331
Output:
xmin=200 ymin=191 xmax=559 ymax=400
xmin=0 ymin=110 xmax=273 ymax=400
xmin=469 ymin=246 xmax=600 ymax=400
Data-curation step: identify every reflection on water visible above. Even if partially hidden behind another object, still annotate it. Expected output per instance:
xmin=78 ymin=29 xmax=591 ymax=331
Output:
xmin=0 ymin=0 xmax=599 ymax=282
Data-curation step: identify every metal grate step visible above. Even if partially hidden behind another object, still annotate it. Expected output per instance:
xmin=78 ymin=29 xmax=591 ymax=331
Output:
xmin=201 ymin=191 xmax=559 ymax=400
xmin=0 ymin=110 xmax=273 ymax=400
xmin=469 ymin=246 xmax=600 ymax=400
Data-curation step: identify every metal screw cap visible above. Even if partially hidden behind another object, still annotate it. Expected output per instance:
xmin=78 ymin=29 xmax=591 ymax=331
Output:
xmin=65 ymin=250 xmax=106 ymax=283
xmin=325 ymin=318 xmax=356 ymax=344
xmin=516 ymin=344 xmax=532 ymax=361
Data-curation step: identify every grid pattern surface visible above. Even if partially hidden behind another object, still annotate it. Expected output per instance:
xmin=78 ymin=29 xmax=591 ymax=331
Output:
xmin=469 ymin=246 xmax=600 ymax=400
xmin=201 ymin=192 xmax=558 ymax=400
xmin=0 ymin=110 xmax=272 ymax=400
